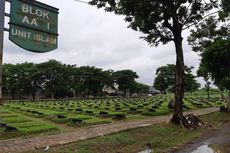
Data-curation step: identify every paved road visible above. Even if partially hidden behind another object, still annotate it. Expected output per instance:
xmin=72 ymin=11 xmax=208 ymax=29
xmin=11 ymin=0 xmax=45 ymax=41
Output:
xmin=0 ymin=107 xmax=219 ymax=153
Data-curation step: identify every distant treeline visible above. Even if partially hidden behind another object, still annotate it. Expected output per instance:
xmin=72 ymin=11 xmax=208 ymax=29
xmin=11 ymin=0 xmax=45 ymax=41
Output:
xmin=2 ymin=59 xmax=149 ymax=101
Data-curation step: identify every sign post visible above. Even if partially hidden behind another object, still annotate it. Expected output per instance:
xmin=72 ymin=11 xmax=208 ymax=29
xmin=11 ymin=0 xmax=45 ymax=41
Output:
xmin=0 ymin=0 xmax=5 ymax=105
xmin=9 ymin=0 xmax=59 ymax=53
xmin=0 ymin=0 xmax=58 ymax=104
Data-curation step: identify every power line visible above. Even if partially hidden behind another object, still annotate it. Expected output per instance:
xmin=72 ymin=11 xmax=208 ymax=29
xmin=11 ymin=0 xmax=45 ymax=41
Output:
xmin=74 ymin=0 xmax=90 ymax=4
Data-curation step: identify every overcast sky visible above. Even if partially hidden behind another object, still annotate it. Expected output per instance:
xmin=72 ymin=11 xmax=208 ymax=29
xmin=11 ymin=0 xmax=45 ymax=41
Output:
xmin=3 ymin=0 xmax=204 ymax=86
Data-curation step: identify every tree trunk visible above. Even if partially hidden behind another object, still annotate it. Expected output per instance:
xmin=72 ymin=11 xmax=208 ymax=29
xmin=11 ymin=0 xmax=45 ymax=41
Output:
xmin=51 ymin=92 xmax=54 ymax=100
xmin=124 ymin=89 xmax=126 ymax=98
xmin=32 ymin=92 xmax=36 ymax=102
xmin=226 ymin=91 xmax=230 ymax=112
xmin=206 ymin=83 xmax=210 ymax=101
xmin=171 ymin=33 xmax=184 ymax=124
xmin=11 ymin=91 xmax=15 ymax=100
xmin=100 ymin=88 xmax=103 ymax=100
xmin=73 ymin=90 xmax=76 ymax=99
xmin=220 ymin=90 xmax=225 ymax=100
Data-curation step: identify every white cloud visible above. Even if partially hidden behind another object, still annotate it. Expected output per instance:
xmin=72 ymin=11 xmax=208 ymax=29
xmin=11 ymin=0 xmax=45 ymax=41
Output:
xmin=3 ymin=0 xmax=203 ymax=86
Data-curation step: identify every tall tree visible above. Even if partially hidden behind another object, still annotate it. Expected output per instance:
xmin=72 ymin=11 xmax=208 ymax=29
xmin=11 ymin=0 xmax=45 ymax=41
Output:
xmin=197 ymin=63 xmax=211 ymax=100
xmin=113 ymin=70 xmax=139 ymax=97
xmin=153 ymin=74 xmax=168 ymax=95
xmin=89 ymin=0 xmax=220 ymax=123
xmin=201 ymin=39 xmax=230 ymax=111
xmin=184 ymin=67 xmax=200 ymax=94
xmin=3 ymin=64 xmax=19 ymax=99
xmin=130 ymin=81 xmax=149 ymax=96
xmin=37 ymin=60 xmax=65 ymax=100
xmin=154 ymin=64 xmax=199 ymax=94
xmin=222 ymin=0 xmax=230 ymax=12
xmin=3 ymin=63 xmax=41 ymax=101
xmin=154 ymin=64 xmax=175 ymax=94
xmin=77 ymin=66 xmax=114 ymax=98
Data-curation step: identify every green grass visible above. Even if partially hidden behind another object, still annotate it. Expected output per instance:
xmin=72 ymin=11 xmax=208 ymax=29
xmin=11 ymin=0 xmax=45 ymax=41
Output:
xmin=9 ymin=122 xmax=45 ymax=128
xmin=3 ymin=117 xmax=31 ymax=123
xmin=24 ymin=112 xmax=230 ymax=153
xmin=0 ymin=108 xmax=60 ymax=140
xmin=0 ymin=94 xmax=225 ymax=141
xmin=18 ymin=125 xmax=58 ymax=134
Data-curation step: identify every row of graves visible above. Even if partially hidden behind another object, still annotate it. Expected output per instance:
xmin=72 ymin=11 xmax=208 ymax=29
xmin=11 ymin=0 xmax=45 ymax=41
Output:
xmin=168 ymin=96 xmax=224 ymax=110
xmin=184 ymin=97 xmax=224 ymax=108
xmin=0 ymin=108 xmax=57 ymax=135
xmin=1 ymin=95 xmax=224 ymax=135
xmin=3 ymin=96 xmax=172 ymax=126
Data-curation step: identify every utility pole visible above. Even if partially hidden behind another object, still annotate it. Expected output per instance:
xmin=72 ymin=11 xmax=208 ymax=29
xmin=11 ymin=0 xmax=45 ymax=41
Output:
xmin=0 ymin=0 xmax=5 ymax=105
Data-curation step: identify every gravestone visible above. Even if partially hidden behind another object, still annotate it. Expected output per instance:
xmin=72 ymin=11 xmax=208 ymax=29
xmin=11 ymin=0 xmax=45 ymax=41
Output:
xmin=5 ymin=126 xmax=18 ymax=132
xmin=99 ymin=111 xmax=109 ymax=118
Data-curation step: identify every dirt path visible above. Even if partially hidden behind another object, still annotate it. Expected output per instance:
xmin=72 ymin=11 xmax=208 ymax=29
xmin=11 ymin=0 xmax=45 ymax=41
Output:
xmin=0 ymin=107 xmax=219 ymax=153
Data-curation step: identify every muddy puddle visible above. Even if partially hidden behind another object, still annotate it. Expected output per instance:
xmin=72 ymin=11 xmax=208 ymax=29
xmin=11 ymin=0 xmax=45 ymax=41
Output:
xmin=191 ymin=143 xmax=230 ymax=153
xmin=138 ymin=148 xmax=152 ymax=153
xmin=175 ymin=122 xmax=230 ymax=153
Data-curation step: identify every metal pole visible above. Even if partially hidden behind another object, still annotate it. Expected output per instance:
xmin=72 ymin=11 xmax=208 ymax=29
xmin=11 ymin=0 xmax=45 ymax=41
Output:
xmin=0 ymin=0 xmax=5 ymax=105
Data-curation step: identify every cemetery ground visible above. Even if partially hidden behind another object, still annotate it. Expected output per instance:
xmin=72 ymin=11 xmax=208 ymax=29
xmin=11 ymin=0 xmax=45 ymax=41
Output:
xmin=0 ymin=93 xmax=227 ymax=152
xmin=21 ymin=111 xmax=230 ymax=153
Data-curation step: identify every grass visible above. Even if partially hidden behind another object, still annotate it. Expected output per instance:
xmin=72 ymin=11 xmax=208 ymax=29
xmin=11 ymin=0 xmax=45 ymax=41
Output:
xmin=0 ymin=108 xmax=60 ymax=140
xmin=25 ymin=112 xmax=230 ymax=153
xmin=18 ymin=125 xmax=58 ymax=134
xmin=0 ymin=94 xmax=225 ymax=141
xmin=40 ymin=124 xmax=201 ymax=153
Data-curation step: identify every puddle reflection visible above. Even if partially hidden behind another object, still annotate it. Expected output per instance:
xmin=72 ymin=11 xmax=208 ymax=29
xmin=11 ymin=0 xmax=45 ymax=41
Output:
xmin=191 ymin=145 xmax=213 ymax=153
xmin=138 ymin=148 xmax=152 ymax=153
xmin=191 ymin=143 xmax=230 ymax=153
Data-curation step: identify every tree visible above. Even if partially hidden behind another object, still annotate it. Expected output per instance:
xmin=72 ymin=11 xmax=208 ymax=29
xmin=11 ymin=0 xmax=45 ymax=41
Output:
xmin=222 ymin=0 xmax=230 ymax=12
xmin=3 ymin=64 xmax=19 ymax=99
xmin=201 ymin=39 xmax=230 ymax=111
xmin=3 ymin=63 xmax=41 ymax=101
xmin=154 ymin=64 xmax=199 ymax=94
xmin=188 ymin=17 xmax=230 ymax=53
xmin=197 ymin=63 xmax=211 ymax=100
xmin=63 ymin=64 xmax=80 ymax=99
xmin=37 ymin=60 xmax=66 ymax=100
xmin=188 ymin=0 xmax=230 ymax=108
xmin=89 ymin=0 xmax=220 ymax=123
xmin=154 ymin=64 xmax=175 ymax=94
xmin=112 ymin=70 xmax=139 ymax=97
xmin=130 ymin=81 xmax=149 ymax=96
xmin=153 ymin=74 xmax=168 ymax=95
xmin=184 ymin=68 xmax=200 ymax=94
xmin=77 ymin=66 xmax=114 ymax=98
xmin=17 ymin=63 xmax=41 ymax=101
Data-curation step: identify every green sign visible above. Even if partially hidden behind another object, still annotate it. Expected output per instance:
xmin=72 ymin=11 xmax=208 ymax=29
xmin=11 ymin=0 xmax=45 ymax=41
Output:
xmin=9 ymin=0 xmax=59 ymax=53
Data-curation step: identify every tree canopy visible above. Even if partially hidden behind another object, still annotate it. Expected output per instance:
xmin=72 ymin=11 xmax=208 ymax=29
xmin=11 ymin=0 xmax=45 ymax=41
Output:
xmin=154 ymin=64 xmax=200 ymax=94
xmin=112 ymin=70 xmax=139 ymax=97
xmin=89 ymin=0 xmax=222 ymax=124
xmin=196 ymin=63 xmax=211 ymax=100
xmin=201 ymin=39 xmax=230 ymax=90
xmin=3 ymin=60 xmax=147 ymax=101
xmin=89 ymin=0 xmax=219 ymax=46
xmin=222 ymin=0 xmax=230 ymax=13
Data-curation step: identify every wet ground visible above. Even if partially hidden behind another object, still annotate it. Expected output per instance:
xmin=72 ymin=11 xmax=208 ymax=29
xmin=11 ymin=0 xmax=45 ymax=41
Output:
xmin=174 ymin=122 xmax=230 ymax=153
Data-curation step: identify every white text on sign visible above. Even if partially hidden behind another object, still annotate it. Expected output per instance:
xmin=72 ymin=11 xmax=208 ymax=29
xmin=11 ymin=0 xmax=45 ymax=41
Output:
xmin=11 ymin=28 xmax=57 ymax=45
xmin=21 ymin=4 xmax=50 ymax=30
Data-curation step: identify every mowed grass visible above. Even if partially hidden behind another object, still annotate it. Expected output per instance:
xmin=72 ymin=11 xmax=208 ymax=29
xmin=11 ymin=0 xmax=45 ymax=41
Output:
xmin=0 ymin=108 xmax=59 ymax=140
xmin=26 ymin=112 xmax=230 ymax=153
xmin=0 ymin=94 xmax=225 ymax=141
